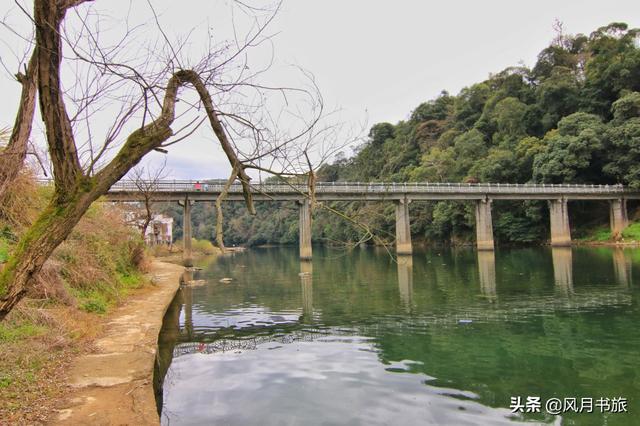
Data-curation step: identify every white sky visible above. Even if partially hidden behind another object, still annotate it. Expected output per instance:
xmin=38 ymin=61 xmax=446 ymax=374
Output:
xmin=1 ymin=0 xmax=639 ymax=180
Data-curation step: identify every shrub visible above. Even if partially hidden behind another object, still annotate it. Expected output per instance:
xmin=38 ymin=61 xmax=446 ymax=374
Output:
xmin=621 ymin=222 xmax=640 ymax=240
xmin=1 ymin=169 xmax=148 ymax=313
xmin=191 ymin=238 xmax=218 ymax=255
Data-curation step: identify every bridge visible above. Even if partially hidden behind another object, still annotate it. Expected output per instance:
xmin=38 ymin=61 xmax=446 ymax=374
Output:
xmin=105 ymin=180 xmax=640 ymax=264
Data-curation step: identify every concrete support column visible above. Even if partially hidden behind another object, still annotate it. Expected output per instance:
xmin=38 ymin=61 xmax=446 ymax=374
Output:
xmin=182 ymin=197 xmax=193 ymax=267
xmin=475 ymin=198 xmax=494 ymax=251
xmin=299 ymin=198 xmax=312 ymax=260
xmin=610 ymin=198 xmax=628 ymax=238
xmin=548 ymin=198 xmax=571 ymax=246
xmin=395 ymin=198 xmax=412 ymax=255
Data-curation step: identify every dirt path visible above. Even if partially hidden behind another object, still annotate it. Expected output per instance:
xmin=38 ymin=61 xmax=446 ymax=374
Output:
xmin=51 ymin=260 xmax=184 ymax=425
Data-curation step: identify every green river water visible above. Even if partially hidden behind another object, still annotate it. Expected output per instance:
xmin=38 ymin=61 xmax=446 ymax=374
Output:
xmin=155 ymin=246 xmax=640 ymax=425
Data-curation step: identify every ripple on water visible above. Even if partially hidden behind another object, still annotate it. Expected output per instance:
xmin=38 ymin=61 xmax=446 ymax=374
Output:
xmin=159 ymin=246 xmax=640 ymax=426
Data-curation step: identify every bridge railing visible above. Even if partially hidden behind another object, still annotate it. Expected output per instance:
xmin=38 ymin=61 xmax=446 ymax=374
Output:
xmin=36 ymin=179 xmax=631 ymax=194
xmin=105 ymin=180 xmax=630 ymax=194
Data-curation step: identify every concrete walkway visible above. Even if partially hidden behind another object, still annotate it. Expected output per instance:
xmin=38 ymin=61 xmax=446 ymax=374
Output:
xmin=53 ymin=260 xmax=183 ymax=425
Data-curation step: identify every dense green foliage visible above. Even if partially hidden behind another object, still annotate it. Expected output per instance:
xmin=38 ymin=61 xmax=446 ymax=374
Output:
xmin=164 ymin=23 xmax=640 ymax=246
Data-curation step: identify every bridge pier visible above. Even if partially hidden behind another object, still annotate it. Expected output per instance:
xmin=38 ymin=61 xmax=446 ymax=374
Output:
xmin=475 ymin=198 xmax=494 ymax=250
xmin=182 ymin=197 xmax=193 ymax=267
xmin=610 ymin=198 xmax=628 ymax=238
xmin=395 ymin=198 xmax=412 ymax=255
xmin=549 ymin=198 xmax=571 ymax=246
xmin=299 ymin=198 xmax=312 ymax=260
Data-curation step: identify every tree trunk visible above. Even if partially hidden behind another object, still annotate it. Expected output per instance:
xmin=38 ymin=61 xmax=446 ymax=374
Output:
xmin=141 ymin=214 xmax=151 ymax=242
xmin=0 ymin=0 xmax=255 ymax=321
xmin=215 ymin=166 xmax=239 ymax=252
xmin=0 ymin=188 xmax=97 ymax=320
xmin=35 ymin=0 xmax=83 ymax=191
xmin=0 ymin=52 xmax=38 ymax=203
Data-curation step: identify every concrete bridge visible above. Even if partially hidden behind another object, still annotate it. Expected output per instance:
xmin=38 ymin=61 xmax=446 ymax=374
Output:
xmin=105 ymin=180 xmax=640 ymax=264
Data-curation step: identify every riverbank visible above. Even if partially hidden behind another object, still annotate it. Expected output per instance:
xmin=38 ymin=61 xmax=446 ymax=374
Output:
xmin=50 ymin=260 xmax=183 ymax=425
xmin=574 ymin=221 xmax=640 ymax=246
xmin=0 ymin=173 xmax=159 ymax=424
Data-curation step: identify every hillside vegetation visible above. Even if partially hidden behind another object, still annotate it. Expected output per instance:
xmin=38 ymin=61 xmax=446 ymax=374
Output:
xmin=162 ymin=22 xmax=640 ymax=247
xmin=0 ymin=172 xmax=148 ymax=422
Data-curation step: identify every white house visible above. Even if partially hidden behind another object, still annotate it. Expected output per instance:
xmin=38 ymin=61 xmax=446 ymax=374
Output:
xmin=145 ymin=214 xmax=174 ymax=246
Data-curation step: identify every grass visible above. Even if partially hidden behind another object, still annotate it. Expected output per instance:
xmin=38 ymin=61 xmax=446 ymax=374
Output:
xmin=0 ymin=320 xmax=45 ymax=390
xmin=621 ymin=222 xmax=640 ymax=240
xmin=576 ymin=225 xmax=612 ymax=242
xmin=0 ymin=232 xmax=10 ymax=263
xmin=577 ymin=221 xmax=640 ymax=243
xmin=191 ymin=238 xmax=218 ymax=255
xmin=0 ymin=306 xmax=87 ymax=423
xmin=70 ymin=271 xmax=146 ymax=314
xmin=77 ymin=289 xmax=109 ymax=314
xmin=0 ymin=322 xmax=46 ymax=343
xmin=0 ymin=171 xmax=151 ymax=422
xmin=0 ymin=239 xmax=8 ymax=263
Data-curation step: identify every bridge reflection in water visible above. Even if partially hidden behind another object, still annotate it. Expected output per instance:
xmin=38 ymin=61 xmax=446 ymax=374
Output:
xmin=552 ymin=247 xmax=574 ymax=294
xmin=477 ymin=250 xmax=496 ymax=300
xmin=156 ymin=247 xmax=635 ymax=360
xmin=154 ymin=246 xmax=637 ymax=425
xmin=397 ymin=256 xmax=413 ymax=311
xmin=613 ymin=248 xmax=633 ymax=287
xmin=300 ymin=261 xmax=313 ymax=323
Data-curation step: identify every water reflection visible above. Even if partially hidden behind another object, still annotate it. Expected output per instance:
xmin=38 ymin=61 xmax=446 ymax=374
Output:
xmin=397 ymin=256 xmax=413 ymax=310
xmin=613 ymin=248 xmax=632 ymax=287
xmin=154 ymin=288 xmax=183 ymax=415
xmin=156 ymin=246 xmax=639 ymax=426
xmin=182 ymin=284 xmax=194 ymax=340
xmin=477 ymin=250 xmax=496 ymax=300
xmin=551 ymin=247 xmax=573 ymax=294
xmin=300 ymin=261 xmax=313 ymax=322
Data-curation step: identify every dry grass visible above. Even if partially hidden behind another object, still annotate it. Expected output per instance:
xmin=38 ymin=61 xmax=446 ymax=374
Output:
xmin=0 ymin=170 xmax=150 ymax=423
xmin=0 ymin=301 xmax=102 ymax=424
xmin=172 ymin=238 xmax=220 ymax=255
xmin=149 ymin=244 xmax=174 ymax=257
xmin=0 ymin=171 xmax=46 ymax=233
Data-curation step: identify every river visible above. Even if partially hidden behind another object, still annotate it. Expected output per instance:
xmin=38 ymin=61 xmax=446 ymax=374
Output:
xmin=155 ymin=246 xmax=640 ymax=425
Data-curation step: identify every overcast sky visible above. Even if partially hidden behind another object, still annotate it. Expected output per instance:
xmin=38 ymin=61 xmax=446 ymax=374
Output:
xmin=1 ymin=0 xmax=639 ymax=180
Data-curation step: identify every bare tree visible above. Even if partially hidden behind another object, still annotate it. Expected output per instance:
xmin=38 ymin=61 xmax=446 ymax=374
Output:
xmin=130 ymin=160 xmax=168 ymax=241
xmin=0 ymin=51 xmax=38 ymax=203
xmin=0 ymin=0 xmax=326 ymax=320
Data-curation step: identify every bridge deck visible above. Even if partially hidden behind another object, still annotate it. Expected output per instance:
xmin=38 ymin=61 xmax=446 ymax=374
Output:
xmin=102 ymin=180 xmax=640 ymax=202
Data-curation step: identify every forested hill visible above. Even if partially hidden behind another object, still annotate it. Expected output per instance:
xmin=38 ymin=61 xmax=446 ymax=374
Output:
xmin=165 ymin=22 xmax=640 ymax=247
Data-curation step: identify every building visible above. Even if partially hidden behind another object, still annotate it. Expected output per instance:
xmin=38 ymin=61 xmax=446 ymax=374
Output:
xmin=144 ymin=214 xmax=174 ymax=246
